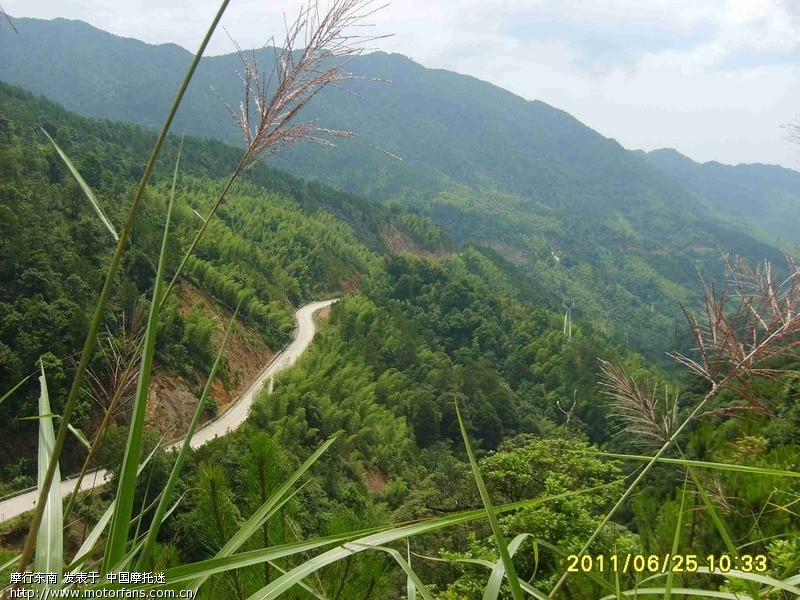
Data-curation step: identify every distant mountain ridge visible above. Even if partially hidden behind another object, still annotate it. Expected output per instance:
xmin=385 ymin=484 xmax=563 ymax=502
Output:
xmin=0 ymin=17 xmax=705 ymax=215
xmin=1 ymin=15 xmax=796 ymax=357
xmin=641 ymin=148 xmax=800 ymax=245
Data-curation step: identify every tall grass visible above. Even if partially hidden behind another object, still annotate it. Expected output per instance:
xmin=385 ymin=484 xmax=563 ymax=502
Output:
xmin=17 ymin=0 xmax=232 ymax=573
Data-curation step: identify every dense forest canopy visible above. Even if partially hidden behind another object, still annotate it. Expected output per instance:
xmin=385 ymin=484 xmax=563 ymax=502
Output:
xmin=2 ymin=17 xmax=796 ymax=358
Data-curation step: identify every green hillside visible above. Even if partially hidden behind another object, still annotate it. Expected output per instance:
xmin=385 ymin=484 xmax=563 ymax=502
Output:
xmin=0 ymin=82 xmax=448 ymax=477
xmin=643 ymin=147 xmax=800 ymax=245
xmin=1 ymin=17 xmax=792 ymax=359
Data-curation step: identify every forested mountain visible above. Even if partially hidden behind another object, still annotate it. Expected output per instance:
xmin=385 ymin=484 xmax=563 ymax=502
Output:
xmin=0 ymin=82 xmax=665 ymax=595
xmin=642 ymin=147 xmax=800 ymax=245
xmin=1 ymin=20 xmax=799 ymax=597
xmin=2 ymin=17 xmax=794 ymax=358
xmin=0 ymin=82 xmax=447 ymax=481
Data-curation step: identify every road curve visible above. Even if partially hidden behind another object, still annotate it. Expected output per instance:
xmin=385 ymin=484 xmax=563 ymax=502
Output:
xmin=0 ymin=299 xmax=337 ymax=524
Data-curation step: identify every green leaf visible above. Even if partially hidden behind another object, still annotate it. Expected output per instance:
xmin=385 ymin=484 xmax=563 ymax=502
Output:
xmin=109 ymin=492 xmax=185 ymax=575
xmin=67 ymin=424 xmax=91 ymax=450
xmin=242 ymin=486 xmax=611 ymax=600
xmin=484 ymin=534 xmax=529 ymax=600
xmin=785 ymin=574 xmax=800 ymax=586
xmin=599 ymin=588 xmax=745 ymax=599
xmin=664 ymin=476 xmax=688 ymax=600
xmin=103 ymin=151 xmax=177 ymax=570
xmin=39 ymin=127 xmax=118 ymax=241
xmin=454 ymin=398 xmax=524 ymax=600
xmin=694 ymin=567 xmax=800 ymax=596
xmin=134 ymin=137 xmax=193 ymax=571
xmin=97 ymin=489 xmax=608 ymax=595
xmin=0 ymin=553 xmax=21 ymax=574
xmin=607 ymin=566 xmax=800 ymax=599
xmin=68 ymin=500 xmax=114 ymax=572
xmin=69 ymin=440 xmax=163 ymax=573
xmin=367 ymin=545 xmax=433 ymax=600
xmin=587 ymin=450 xmax=800 ymax=479
xmin=98 ymin=530 xmax=381 ymax=590
xmin=408 ymin=550 xmax=550 ymax=600
xmin=34 ymin=362 xmax=63 ymax=586
xmin=407 ymin=540 xmax=416 ymax=600
xmin=0 ymin=373 xmax=32 ymax=407
xmin=18 ymin=413 xmax=60 ymax=421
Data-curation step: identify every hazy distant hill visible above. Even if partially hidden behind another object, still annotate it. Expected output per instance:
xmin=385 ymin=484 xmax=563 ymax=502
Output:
xmin=0 ymin=18 xmax=700 ymax=213
xmin=642 ymin=148 xmax=800 ymax=245
xmin=1 ymin=16 xmax=793 ymax=356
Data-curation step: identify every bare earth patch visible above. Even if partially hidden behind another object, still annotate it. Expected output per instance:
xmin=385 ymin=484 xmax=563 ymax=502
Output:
xmin=145 ymin=283 xmax=275 ymax=441
xmin=364 ymin=470 xmax=387 ymax=494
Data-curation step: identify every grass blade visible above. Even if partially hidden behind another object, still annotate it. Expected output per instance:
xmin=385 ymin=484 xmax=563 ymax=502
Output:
xmin=686 ymin=464 xmax=760 ymax=599
xmin=68 ymin=442 xmax=163 ymax=573
xmin=18 ymin=0 xmax=232 ymax=574
xmin=90 ymin=490 xmax=619 ymax=598
xmin=67 ymin=424 xmax=91 ymax=450
xmin=109 ymin=492 xmax=185 ymax=575
xmin=0 ymin=553 xmax=21 ymax=573
xmin=94 ymin=488 xmax=615 ymax=593
xmin=264 ymin=561 xmax=328 ymax=600
xmin=188 ymin=436 xmax=338 ymax=592
xmin=586 ymin=450 xmax=800 ymax=479
xmin=103 ymin=160 xmax=176 ymax=570
xmin=484 ymin=534 xmax=529 ymax=600
xmin=34 ymin=362 xmax=63 ymax=585
xmin=694 ymin=567 xmax=800 ymax=596
xmin=407 ymin=540 xmax=416 ymax=600
xmin=408 ymin=549 xmax=550 ymax=600
xmin=664 ymin=476 xmax=688 ymax=600
xmin=454 ymin=398 xmax=524 ymax=600
xmin=243 ymin=486 xmax=610 ymax=600
xmin=0 ymin=373 xmax=32 ymax=407
xmin=134 ymin=139 xmax=197 ymax=571
xmin=366 ymin=545 xmax=433 ymax=600
xmin=136 ymin=315 xmax=235 ymax=565
xmin=599 ymin=588 xmax=745 ymax=599
xmin=68 ymin=500 xmax=115 ymax=572
xmin=40 ymin=127 xmax=118 ymax=241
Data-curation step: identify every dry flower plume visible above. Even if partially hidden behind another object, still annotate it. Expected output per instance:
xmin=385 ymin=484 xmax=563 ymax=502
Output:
xmin=164 ymin=0 xmax=395 ymax=323
xmin=554 ymin=255 xmax=800 ymax=596
xmin=601 ymin=254 xmax=800 ymax=445
xmin=217 ymin=0 xmax=398 ymax=171
xmin=83 ymin=308 xmax=144 ymax=421
xmin=600 ymin=360 xmax=679 ymax=449
xmin=671 ymin=254 xmax=800 ymax=416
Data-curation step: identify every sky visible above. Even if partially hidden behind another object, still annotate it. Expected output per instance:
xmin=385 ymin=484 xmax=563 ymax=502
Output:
xmin=5 ymin=0 xmax=800 ymax=169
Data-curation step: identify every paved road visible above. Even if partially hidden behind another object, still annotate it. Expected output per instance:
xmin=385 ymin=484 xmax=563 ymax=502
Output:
xmin=0 ymin=299 xmax=337 ymax=523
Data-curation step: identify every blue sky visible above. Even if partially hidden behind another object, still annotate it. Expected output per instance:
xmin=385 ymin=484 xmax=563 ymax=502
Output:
xmin=5 ymin=0 xmax=800 ymax=169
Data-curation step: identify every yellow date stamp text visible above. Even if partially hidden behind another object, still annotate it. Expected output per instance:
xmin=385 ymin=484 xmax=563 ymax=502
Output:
xmin=566 ymin=553 xmax=768 ymax=574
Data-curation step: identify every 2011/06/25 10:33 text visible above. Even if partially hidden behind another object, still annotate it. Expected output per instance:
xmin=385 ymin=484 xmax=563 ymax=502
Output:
xmin=566 ymin=553 xmax=768 ymax=574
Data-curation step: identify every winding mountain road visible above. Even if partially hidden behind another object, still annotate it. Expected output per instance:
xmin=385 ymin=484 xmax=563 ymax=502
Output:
xmin=0 ymin=299 xmax=337 ymax=524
